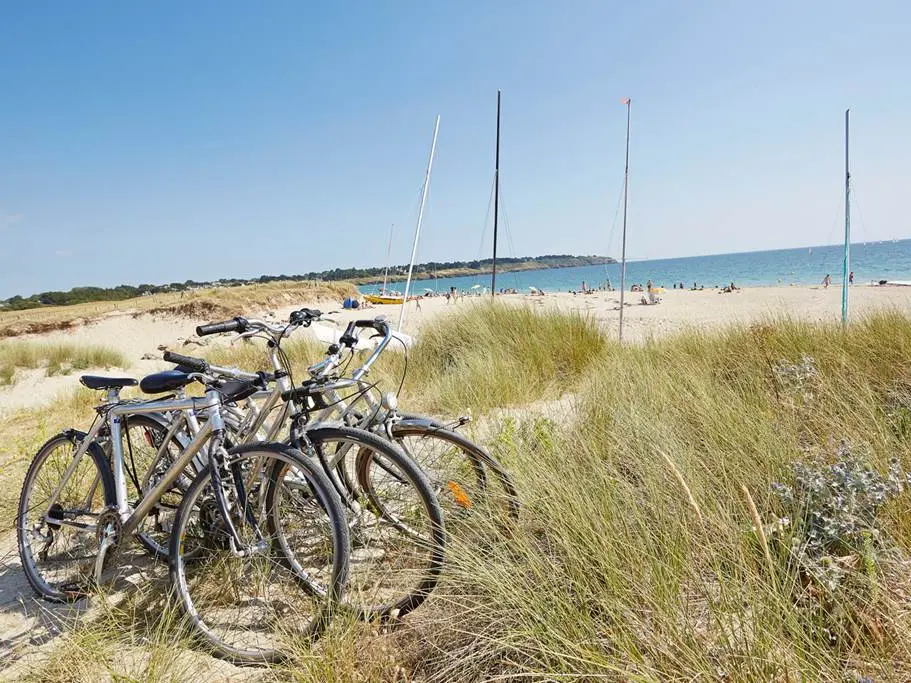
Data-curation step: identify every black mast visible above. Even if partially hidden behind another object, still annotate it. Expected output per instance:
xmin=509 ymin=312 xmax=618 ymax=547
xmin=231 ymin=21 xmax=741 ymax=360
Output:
xmin=491 ymin=90 xmax=501 ymax=296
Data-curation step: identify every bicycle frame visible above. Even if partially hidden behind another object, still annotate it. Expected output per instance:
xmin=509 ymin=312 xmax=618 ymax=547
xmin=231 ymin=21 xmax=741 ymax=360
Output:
xmin=42 ymin=387 xmax=224 ymax=539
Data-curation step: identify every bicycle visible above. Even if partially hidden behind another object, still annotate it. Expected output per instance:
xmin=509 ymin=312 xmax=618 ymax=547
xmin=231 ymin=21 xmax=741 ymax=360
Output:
xmin=170 ymin=312 xmax=520 ymax=526
xmin=151 ymin=311 xmax=447 ymax=621
xmin=16 ymin=367 xmax=350 ymax=663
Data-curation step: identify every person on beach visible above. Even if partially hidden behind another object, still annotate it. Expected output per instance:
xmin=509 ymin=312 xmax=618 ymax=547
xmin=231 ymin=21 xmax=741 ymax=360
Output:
xmin=647 ymin=279 xmax=653 ymax=292
xmin=823 ymin=274 xmax=832 ymax=288
xmin=849 ymin=271 xmax=854 ymax=284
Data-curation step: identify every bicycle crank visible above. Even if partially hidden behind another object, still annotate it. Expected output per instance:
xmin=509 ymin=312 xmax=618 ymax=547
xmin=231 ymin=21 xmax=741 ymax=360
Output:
xmin=93 ymin=507 xmax=122 ymax=585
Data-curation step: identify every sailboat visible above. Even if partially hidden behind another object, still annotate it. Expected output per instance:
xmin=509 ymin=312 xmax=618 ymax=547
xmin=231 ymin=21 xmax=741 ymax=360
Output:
xmin=364 ymin=116 xmax=441 ymax=314
xmin=364 ymin=224 xmax=409 ymax=305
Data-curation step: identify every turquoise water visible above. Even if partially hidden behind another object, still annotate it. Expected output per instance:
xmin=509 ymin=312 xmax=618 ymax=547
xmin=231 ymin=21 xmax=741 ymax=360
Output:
xmin=360 ymin=239 xmax=911 ymax=295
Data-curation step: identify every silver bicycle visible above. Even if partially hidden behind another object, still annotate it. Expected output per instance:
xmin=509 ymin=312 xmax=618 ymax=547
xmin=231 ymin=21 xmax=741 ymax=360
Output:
xmin=16 ymin=368 xmax=350 ymax=664
xmin=144 ymin=311 xmax=447 ymax=622
xmin=171 ymin=312 xmax=520 ymax=527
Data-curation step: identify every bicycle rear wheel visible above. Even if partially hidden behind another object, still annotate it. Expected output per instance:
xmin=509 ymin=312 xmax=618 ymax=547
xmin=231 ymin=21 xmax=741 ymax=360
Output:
xmin=168 ymin=443 xmax=348 ymax=664
xmin=391 ymin=420 xmax=520 ymax=526
xmin=17 ymin=431 xmax=115 ymax=602
xmin=305 ymin=425 xmax=446 ymax=620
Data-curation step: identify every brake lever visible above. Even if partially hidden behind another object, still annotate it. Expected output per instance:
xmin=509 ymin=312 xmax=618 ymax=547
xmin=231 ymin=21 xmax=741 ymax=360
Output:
xmin=231 ymin=330 xmax=260 ymax=344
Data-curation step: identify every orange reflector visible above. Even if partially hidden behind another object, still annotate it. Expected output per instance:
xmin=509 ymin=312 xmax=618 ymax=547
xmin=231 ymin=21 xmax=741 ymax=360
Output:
xmin=143 ymin=428 xmax=154 ymax=447
xmin=447 ymin=481 xmax=472 ymax=508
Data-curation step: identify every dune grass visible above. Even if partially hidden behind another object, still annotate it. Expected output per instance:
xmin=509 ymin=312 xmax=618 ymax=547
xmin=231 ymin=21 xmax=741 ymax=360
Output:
xmin=6 ymin=306 xmax=911 ymax=680
xmin=0 ymin=341 xmax=126 ymax=386
xmin=200 ymin=303 xmax=606 ymax=418
xmin=406 ymin=311 xmax=911 ymax=681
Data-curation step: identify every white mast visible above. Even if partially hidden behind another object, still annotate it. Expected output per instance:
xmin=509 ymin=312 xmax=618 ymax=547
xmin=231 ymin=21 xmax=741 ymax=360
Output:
xmin=398 ymin=114 xmax=440 ymax=332
xmin=618 ymin=98 xmax=632 ymax=342
xmin=381 ymin=223 xmax=394 ymax=295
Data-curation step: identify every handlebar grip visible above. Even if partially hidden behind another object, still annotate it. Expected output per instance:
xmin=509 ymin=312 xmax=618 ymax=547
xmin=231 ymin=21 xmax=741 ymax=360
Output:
xmin=163 ymin=350 xmax=209 ymax=372
xmin=196 ymin=317 xmax=247 ymax=336
xmin=339 ymin=321 xmax=358 ymax=347
xmin=355 ymin=318 xmax=390 ymax=335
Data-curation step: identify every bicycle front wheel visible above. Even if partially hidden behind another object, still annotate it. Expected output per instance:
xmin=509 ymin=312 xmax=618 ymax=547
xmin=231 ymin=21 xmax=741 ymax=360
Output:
xmin=168 ymin=443 xmax=349 ymax=664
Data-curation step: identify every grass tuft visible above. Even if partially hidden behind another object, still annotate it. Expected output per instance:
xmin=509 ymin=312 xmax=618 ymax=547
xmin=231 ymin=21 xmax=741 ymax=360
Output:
xmin=0 ymin=341 xmax=126 ymax=385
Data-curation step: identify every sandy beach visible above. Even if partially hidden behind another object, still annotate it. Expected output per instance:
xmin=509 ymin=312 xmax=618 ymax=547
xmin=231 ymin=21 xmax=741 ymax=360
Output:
xmin=1 ymin=284 xmax=909 ymax=413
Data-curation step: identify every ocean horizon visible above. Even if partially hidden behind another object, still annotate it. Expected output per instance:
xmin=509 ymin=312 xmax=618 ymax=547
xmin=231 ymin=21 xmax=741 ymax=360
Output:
xmin=360 ymin=239 xmax=911 ymax=295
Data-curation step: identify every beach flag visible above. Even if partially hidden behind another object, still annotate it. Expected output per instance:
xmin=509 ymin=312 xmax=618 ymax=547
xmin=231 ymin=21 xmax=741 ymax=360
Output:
xmin=621 ymin=97 xmax=631 ymax=104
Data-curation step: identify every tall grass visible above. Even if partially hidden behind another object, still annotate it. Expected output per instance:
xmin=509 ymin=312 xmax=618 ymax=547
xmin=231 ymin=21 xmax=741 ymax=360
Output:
xmin=400 ymin=303 xmax=608 ymax=414
xmin=0 ymin=341 xmax=126 ymax=385
xmin=406 ymin=311 xmax=911 ymax=680
xmin=7 ymin=307 xmax=911 ymax=680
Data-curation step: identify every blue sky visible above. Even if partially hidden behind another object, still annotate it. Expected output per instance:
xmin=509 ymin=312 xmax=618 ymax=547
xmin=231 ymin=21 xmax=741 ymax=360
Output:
xmin=1 ymin=1 xmax=909 ymax=298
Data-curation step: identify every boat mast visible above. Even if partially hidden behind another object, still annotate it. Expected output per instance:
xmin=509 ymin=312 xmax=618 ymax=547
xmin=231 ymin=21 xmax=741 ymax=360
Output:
xmin=842 ymin=109 xmax=850 ymax=328
xmin=618 ymin=97 xmax=632 ymax=342
xmin=381 ymin=223 xmax=394 ymax=294
xmin=398 ymin=114 xmax=440 ymax=332
xmin=491 ymin=90 xmax=501 ymax=297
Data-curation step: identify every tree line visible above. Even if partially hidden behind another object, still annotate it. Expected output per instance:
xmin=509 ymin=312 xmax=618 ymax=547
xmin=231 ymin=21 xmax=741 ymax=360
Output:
xmin=1 ymin=254 xmax=615 ymax=311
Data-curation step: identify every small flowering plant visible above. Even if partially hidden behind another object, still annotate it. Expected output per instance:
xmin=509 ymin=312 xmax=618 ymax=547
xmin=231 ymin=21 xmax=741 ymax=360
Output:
xmin=770 ymin=441 xmax=911 ymax=592
xmin=772 ymin=354 xmax=819 ymax=408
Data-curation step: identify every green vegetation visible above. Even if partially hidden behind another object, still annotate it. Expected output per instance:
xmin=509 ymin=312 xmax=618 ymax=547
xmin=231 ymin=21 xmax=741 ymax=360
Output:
xmin=0 ymin=341 xmax=126 ymax=385
xmin=4 ymin=306 xmax=911 ymax=680
xmin=350 ymin=253 xmax=616 ymax=285
xmin=421 ymin=311 xmax=911 ymax=680
xmin=1 ymin=254 xmax=612 ymax=311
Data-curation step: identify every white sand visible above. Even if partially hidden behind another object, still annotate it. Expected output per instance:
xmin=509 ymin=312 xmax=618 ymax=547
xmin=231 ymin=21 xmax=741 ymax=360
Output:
xmin=2 ymin=284 xmax=909 ymax=414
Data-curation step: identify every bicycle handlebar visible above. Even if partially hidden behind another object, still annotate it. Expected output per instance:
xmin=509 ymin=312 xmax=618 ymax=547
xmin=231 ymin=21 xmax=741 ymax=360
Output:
xmin=196 ymin=317 xmax=248 ymax=336
xmin=351 ymin=318 xmax=392 ymax=381
xmin=197 ymin=309 xmax=323 ymax=338
xmin=311 ymin=317 xmax=392 ymax=382
xmin=162 ymin=350 xmax=209 ymax=373
xmin=163 ymin=349 xmax=261 ymax=383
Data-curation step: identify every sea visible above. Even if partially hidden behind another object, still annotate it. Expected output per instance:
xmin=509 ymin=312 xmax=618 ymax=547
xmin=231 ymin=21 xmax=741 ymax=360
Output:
xmin=359 ymin=239 xmax=911 ymax=295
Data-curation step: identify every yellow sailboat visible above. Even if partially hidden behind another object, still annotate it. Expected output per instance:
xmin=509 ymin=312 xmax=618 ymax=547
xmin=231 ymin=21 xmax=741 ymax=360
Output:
xmin=364 ymin=292 xmax=408 ymax=305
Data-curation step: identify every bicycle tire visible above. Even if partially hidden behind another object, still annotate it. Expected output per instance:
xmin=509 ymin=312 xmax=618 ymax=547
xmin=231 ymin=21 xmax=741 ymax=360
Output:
xmin=303 ymin=425 xmax=446 ymax=620
xmin=391 ymin=420 xmax=521 ymax=523
xmin=168 ymin=443 xmax=349 ymax=664
xmin=17 ymin=430 xmax=116 ymax=602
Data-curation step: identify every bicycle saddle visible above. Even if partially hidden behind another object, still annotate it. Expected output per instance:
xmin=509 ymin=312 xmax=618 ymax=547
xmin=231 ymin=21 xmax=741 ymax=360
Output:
xmin=139 ymin=370 xmax=193 ymax=394
xmin=80 ymin=376 xmax=138 ymax=390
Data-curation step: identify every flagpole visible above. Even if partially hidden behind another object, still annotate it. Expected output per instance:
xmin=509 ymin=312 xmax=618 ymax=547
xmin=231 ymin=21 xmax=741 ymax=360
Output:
xmin=618 ymin=98 xmax=631 ymax=342
xmin=841 ymin=109 xmax=850 ymax=328
xmin=399 ymin=114 xmax=440 ymax=332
